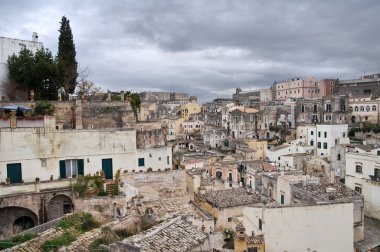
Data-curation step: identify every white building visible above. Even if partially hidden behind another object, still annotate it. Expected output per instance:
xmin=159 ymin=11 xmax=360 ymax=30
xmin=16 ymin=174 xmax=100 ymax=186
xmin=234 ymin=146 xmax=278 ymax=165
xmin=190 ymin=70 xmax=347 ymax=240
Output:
xmin=346 ymin=149 xmax=380 ymax=220
xmin=0 ymin=124 xmax=172 ymax=184
xmin=267 ymin=140 xmax=314 ymax=168
xmin=0 ymin=33 xmax=43 ymax=100
xmin=243 ymin=203 xmax=354 ymax=252
xmin=304 ymin=124 xmax=349 ymax=157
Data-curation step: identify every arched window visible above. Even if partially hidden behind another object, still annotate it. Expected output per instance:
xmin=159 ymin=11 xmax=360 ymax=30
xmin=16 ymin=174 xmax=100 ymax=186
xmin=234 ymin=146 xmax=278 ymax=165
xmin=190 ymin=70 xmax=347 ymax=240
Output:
xmin=366 ymin=106 xmax=370 ymax=112
xmin=349 ymin=106 xmax=353 ymax=111
xmin=354 ymin=106 xmax=358 ymax=111
xmin=372 ymin=105 xmax=377 ymax=111
xmin=360 ymin=106 xmax=364 ymax=111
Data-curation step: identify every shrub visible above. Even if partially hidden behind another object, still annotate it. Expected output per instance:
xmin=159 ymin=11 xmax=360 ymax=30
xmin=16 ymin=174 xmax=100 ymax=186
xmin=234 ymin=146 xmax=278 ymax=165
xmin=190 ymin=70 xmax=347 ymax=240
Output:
xmin=147 ymin=167 xmax=153 ymax=172
xmin=42 ymin=231 xmax=76 ymax=252
xmin=0 ymin=233 xmax=37 ymax=250
xmin=57 ymin=212 xmax=100 ymax=232
xmin=34 ymin=101 xmax=55 ymax=116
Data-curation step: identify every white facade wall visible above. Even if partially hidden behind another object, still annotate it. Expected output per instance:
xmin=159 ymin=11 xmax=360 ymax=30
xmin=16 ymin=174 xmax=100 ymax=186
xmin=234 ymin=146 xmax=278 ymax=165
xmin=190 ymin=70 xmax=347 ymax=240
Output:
xmin=0 ymin=129 xmax=172 ymax=183
xmin=346 ymin=151 xmax=380 ymax=220
xmin=315 ymin=124 xmax=348 ymax=157
xmin=0 ymin=35 xmax=43 ymax=100
xmin=243 ymin=203 xmax=354 ymax=252
xmin=267 ymin=142 xmax=314 ymax=166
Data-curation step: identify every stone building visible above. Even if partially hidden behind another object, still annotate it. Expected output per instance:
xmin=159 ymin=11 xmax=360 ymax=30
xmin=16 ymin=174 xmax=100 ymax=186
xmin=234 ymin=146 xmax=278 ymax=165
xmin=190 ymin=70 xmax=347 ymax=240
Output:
xmin=0 ymin=33 xmax=43 ymax=100
xmin=334 ymin=73 xmax=380 ymax=98
xmin=0 ymin=125 xmax=172 ymax=183
xmin=195 ymin=188 xmax=264 ymax=230
xmin=228 ymin=107 xmax=258 ymax=139
xmin=349 ymin=96 xmax=380 ymax=125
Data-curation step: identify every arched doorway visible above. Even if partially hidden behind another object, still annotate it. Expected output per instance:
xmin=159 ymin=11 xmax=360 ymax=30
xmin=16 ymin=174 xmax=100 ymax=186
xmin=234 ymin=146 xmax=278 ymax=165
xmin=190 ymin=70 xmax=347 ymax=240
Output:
xmin=47 ymin=194 xmax=74 ymax=221
xmin=0 ymin=206 xmax=38 ymax=237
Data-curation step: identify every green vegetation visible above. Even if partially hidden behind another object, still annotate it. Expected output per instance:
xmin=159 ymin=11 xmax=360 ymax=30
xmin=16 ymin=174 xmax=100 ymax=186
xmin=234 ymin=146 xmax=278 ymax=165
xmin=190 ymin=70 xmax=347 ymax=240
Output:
xmin=57 ymin=212 xmax=100 ymax=232
xmin=222 ymin=228 xmax=235 ymax=250
xmin=269 ymin=125 xmax=280 ymax=133
xmin=34 ymin=101 xmax=55 ymax=116
xmin=0 ymin=233 xmax=37 ymax=250
xmin=7 ymin=48 xmax=60 ymax=100
xmin=349 ymin=124 xmax=380 ymax=137
xmin=125 ymin=91 xmax=141 ymax=120
xmin=57 ymin=16 xmax=78 ymax=96
xmin=42 ymin=212 xmax=100 ymax=251
xmin=89 ymin=226 xmax=137 ymax=251
xmin=42 ymin=231 xmax=76 ymax=252
xmin=72 ymin=174 xmax=104 ymax=197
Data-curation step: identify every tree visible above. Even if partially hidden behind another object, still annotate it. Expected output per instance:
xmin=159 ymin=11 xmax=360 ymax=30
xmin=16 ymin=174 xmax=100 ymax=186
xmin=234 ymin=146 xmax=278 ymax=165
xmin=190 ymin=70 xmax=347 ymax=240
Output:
xmin=57 ymin=16 xmax=78 ymax=97
xmin=7 ymin=48 xmax=59 ymax=100
xmin=125 ymin=91 xmax=141 ymax=120
xmin=75 ymin=67 xmax=102 ymax=100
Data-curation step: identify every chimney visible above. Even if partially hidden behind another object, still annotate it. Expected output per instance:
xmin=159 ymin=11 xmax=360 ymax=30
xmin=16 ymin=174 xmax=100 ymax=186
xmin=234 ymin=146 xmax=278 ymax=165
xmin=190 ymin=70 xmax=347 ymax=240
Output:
xmin=120 ymin=91 xmax=125 ymax=101
xmin=32 ymin=32 xmax=38 ymax=42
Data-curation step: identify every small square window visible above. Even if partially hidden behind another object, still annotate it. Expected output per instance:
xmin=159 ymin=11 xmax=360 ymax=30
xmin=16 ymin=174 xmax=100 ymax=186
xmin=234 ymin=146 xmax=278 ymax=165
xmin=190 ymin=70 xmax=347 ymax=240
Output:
xmin=138 ymin=158 xmax=145 ymax=167
xmin=228 ymin=217 xmax=232 ymax=222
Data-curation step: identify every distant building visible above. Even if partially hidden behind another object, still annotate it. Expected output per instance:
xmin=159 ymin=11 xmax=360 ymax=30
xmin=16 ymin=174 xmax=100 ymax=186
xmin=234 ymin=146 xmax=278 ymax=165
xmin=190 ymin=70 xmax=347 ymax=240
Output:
xmin=0 ymin=33 xmax=43 ymax=100
xmin=334 ymin=73 xmax=380 ymax=98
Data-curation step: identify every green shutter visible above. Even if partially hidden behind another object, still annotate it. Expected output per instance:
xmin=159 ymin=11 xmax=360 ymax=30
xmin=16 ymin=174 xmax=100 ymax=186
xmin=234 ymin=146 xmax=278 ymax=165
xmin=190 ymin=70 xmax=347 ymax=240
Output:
xmin=7 ymin=163 xmax=22 ymax=183
xmin=78 ymin=159 xmax=84 ymax=176
xmin=59 ymin=160 xmax=66 ymax=179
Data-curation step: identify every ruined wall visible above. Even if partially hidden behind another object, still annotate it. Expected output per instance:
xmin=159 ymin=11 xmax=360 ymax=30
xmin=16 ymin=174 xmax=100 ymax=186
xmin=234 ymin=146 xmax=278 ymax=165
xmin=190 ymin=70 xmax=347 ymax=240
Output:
xmin=136 ymin=129 xmax=166 ymax=149
xmin=81 ymin=101 xmax=135 ymax=129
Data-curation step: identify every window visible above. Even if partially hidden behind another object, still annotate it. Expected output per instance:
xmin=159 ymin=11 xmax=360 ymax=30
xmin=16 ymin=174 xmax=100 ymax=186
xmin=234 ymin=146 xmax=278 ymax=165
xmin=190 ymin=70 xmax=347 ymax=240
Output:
xmin=377 ymin=151 xmax=380 ymax=156
xmin=167 ymin=156 xmax=170 ymax=165
xmin=326 ymin=104 xmax=331 ymax=112
xmin=337 ymin=154 xmax=341 ymax=160
xmin=318 ymin=131 xmax=321 ymax=137
xmin=59 ymin=159 xmax=84 ymax=178
xmin=158 ymin=157 xmax=161 ymax=161
xmin=317 ymin=142 xmax=321 ymax=149
xmin=278 ymin=157 xmax=281 ymax=161
xmin=360 ymin=106 xmax=364 ymax=111
xmin=323 ymin=142 xmax=328 ymax=149
xmin=354 ymin=106 xmax=358 ymax=112
xmin=310 ymin=140 xmax=314 ymax=146
xmin=355 ymin=164 xmax=363 ymax=173
xmin=259 ymin=218 xmax=262 ymax=230
xmin=372 ymin=105 xmax=377 ymax=111
xmin=324 ymin=132 xmax=327 ymax=138
xmin=138 ymin=158 xmax=145 ymax=167
xmin=365 ymin=116 xmax=368 ymax=121
xmin=41 ymin=158 xmax=47 ymax=167
xmin=313 ymin=104 xmax=317 ymax=112
xmin=374 ymin=168 xmax=380 ymax=177
xmin=355 ymin=186 xmax=362 ymax=194
xmin=310 ymin=131 xmax=314 ymax=135
xmin=366 ymin=106 xmax=370 ymax=112
xmin=228 ymin=217 xmax=232 ymax=222
xmin=301 ymin=105 xmax=305 ymax=112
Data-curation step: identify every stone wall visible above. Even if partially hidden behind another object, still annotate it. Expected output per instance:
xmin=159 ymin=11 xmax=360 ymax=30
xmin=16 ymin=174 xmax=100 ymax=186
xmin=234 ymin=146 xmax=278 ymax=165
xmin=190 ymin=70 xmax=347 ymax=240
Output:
xmin=81 ymin=101 xmax=135 ymax=129
xmin=136 ymin=129 xmax=166 ymax=149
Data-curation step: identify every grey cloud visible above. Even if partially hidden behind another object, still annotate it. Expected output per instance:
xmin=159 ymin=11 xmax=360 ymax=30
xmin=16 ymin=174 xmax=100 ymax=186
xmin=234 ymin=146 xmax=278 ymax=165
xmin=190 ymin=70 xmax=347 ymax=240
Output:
xmin=1 ymin=0 xmax=380 ymax=102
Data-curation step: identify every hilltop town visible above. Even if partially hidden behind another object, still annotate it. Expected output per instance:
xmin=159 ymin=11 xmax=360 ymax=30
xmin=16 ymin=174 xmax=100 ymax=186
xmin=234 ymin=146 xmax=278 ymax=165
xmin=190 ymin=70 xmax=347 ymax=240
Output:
xmin=1 ymin=33 xmax=380 ymax=252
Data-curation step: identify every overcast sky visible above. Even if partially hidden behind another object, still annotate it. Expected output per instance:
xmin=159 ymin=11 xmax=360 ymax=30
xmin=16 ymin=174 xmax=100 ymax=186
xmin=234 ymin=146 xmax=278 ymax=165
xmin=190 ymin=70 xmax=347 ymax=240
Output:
xmin=1 ymin=0 xmax=380 ymax=102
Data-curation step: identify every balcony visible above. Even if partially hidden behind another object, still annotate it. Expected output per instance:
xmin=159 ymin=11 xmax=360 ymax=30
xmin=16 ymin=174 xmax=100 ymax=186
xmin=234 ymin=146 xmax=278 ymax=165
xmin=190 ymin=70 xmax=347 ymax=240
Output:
xmin=369 ymin=175 xmax=380 ymax=183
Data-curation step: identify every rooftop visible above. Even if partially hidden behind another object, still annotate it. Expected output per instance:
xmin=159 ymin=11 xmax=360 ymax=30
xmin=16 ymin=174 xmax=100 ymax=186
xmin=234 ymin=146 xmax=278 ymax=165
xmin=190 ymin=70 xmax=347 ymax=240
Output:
xmin=200 ymin=188 xmax=262 ymax=209
xmin=292 ymin=181 xmax=361 ymax=201
xmin=116 ymin=216 xmax=207 ymax=252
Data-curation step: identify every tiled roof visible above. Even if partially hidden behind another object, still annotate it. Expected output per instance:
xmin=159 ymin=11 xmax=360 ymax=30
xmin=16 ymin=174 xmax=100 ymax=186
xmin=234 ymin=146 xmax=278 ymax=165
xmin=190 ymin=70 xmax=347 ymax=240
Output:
xmin=247 ymin=235 xmax=265 ymax=245
xmin=117 ymin=216 xmax=207 ymax=252
xmin=200 ymin=188 xmax=261 ymax=208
